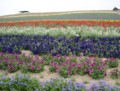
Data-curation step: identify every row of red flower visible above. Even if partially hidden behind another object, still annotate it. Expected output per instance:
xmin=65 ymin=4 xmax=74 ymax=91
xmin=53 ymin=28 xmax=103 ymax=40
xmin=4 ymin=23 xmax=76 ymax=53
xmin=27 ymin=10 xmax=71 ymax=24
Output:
xmin=0 ymin=20 xmax=120 ymax=27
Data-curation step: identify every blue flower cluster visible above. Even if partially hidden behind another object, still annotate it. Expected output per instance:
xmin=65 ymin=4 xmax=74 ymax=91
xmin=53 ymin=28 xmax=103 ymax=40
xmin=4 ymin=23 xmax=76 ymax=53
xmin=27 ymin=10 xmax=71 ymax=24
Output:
xmin=0 ymin=74 xmax=120 ymax=91
xmin=0 ymin=35 xmax=120 ymax=58
xmin=0 ymin=74 xmax=40 ymax=91
xmin=90 ymin=80 xmax=120 ymax=91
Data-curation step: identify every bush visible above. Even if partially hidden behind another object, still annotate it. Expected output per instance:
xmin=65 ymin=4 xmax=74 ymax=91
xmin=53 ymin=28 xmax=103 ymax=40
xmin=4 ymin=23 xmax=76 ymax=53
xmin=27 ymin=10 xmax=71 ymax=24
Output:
xmin=90 ymin=80 xmax=120 ymax=91
xmin=110 ymin=69 xmax=120 ymax=79
xmin=108 ymin=58 xmax=118 ymax=68
xmin=40 ymin=78 xmax=86 ymax=91
xmin=0 ymin=74 xmax=40 ymax=91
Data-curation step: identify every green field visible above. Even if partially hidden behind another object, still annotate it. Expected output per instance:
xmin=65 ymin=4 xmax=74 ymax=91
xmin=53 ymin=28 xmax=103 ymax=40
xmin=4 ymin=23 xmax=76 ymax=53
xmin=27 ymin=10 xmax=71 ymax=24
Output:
xmin=0 ymin=13 xmax=120 ymax=22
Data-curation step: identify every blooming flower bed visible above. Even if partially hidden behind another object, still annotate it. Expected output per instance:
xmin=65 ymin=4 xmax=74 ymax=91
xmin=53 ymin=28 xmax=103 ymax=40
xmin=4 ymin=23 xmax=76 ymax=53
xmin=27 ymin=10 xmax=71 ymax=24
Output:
xmin=0 ymin=35 xmax=120 ymax=58
xmin=0 ymin=26 xmax=120 ymax=37
xmin=0 ymin=53 xmax=119 ymax=79
xmin=0 ymin=53 xmax=45 ymax=73
xmin=0 ymin=74 xmax=120 ymax=91
xmin=0 ymin=20 xmax=120 ymax=27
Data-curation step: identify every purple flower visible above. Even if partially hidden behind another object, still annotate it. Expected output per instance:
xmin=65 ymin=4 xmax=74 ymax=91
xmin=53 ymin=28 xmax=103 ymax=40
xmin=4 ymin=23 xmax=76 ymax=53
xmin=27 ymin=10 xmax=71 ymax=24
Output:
xmin=104 ymin=72 xmax=107 ymax=77
xmin=37 ymin=66 xmax=41 ymax=70
xmin=31 ymin=66 xmax=34 ymax=70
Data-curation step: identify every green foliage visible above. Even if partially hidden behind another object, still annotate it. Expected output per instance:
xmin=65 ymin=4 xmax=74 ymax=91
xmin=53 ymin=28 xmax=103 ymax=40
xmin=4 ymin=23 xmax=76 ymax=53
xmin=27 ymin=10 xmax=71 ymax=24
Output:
xmin=0 ymin=26 xmax=120 ymax=37
xmin=49 ymin=67 xmax=56 ymax=72
xmin=59 ymin=67 xmax=71 ymax=78
xmin=0 ymin=74 xmax=40 ymax=91
xmin=108 ymin=58 xmax=118 ymax=68
xmin=110 ymin=69 xmax=120 ymax=79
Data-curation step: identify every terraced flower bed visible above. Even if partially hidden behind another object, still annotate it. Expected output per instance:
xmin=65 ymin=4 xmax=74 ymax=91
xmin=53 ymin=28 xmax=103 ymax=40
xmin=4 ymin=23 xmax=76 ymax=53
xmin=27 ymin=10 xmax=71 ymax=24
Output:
xmin=0 ymin=20 xmax=120 ymax=90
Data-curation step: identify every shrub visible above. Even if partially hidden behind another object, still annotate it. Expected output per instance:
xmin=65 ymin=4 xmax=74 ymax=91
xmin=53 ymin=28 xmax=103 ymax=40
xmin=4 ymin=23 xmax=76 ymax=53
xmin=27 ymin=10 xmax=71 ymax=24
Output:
xmin=110 ymin=69 xmax=120 ymax=79
xmin=40 ymin=78 xmax=86 ymax=91
xmin=59 ymin=67 xmax=71 ymax=78
xmin=108 ymin=58 xmax=118 ymax=68
xmin=0 ymin=74 xmax=40 ymax=91
xmin=42 ymin=54 xmax=53 ymax=65
xmin=88 ymin=58 xmax=107 ymax=79
xmin=90 ymin=80 xmax=120 ymax=91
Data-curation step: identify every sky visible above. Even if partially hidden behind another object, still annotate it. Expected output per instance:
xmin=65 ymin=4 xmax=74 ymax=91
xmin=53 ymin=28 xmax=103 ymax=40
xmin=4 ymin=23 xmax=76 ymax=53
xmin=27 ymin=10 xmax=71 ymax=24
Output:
xmin=0 ymin=0 xmax=120 ymax=16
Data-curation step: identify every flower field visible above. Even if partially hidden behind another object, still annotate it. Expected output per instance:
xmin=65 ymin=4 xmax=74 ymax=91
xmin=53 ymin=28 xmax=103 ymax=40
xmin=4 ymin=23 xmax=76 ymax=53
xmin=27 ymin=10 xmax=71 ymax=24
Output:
xmin=0 ymin=19 xmax=120 ymax=91
xmin=0 ymin=26 xmax=120 ymax=37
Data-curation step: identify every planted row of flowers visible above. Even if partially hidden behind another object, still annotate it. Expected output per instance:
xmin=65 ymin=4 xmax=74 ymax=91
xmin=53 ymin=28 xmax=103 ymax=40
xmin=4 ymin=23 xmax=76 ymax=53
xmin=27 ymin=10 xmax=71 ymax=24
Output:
xmin=0 ymin=26 xmax=120 ymax=37
xmin=44 ymin=54 xmax=119 ymax=79
xmin=0 ymin=35 xmax=120 ymax=58
xmin=0 ymin=74 xmax=120 ymax=91
xmin=0 ymin=53 xmax=44 ymax=73
xmin=0 ymin=53 xmax=119 ymax=79
xmin=0 ymin=20 xmax=120 ymax=27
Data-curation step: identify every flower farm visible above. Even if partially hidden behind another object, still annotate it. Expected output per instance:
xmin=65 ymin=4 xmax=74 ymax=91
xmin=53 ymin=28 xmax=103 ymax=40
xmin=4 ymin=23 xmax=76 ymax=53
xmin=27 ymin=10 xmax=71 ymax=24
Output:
xmin=0 ymin=13 xmax=120 ymax=91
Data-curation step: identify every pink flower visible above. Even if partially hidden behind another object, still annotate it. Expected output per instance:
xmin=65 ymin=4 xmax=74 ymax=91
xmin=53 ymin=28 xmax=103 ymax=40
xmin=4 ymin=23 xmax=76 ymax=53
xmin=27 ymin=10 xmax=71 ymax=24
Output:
xmin=83 ymin=62 xmax=87 ymax=65
xmin=89 ymin=71 xmax=92 ymax=75
xmin=104 ymin=73 xmax=107 ymax=76
xmin=31 ymin=66 xmax=34 ymax=70
xmin=65 ymin=60 xmax=69 ymax=65
xmin=97 ymin=66 xmax=101 ymax=70
xmin=91 ymin=63 xmax=95 ymax=67
xmin=68 ymin=66 xmax=71 ymax=69
xmin=32 ymin=60 xmax=35 ymax=63
xmin=77 ymin=63 xmax=81 ymax=67
xmin=89 ymin=68 xmax=93 ymax=72
xmin=37 ymin=66 xmax=41 ymax=70
xmin=109 ymin=58 xmax=116 ymax=61
xmin=71 ymin=62 xmax=76 ymax=66
xmin=68 ymin=71 xmax=71 ymax=75
xmin=40 ymin=60 xmax=44 ymax=64
xmin=56 ymin=54 xmax=60 ymax=58
xmin=84 ymin=69 xmax=87 ymax=72
xmin=19 ymin=61 xmax=23 ymax=64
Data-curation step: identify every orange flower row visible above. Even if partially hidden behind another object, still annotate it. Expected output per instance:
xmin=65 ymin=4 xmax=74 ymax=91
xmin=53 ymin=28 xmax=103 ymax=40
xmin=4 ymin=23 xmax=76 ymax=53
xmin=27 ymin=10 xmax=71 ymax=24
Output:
xmin=0 ymin=20 xmax=120 ymax=27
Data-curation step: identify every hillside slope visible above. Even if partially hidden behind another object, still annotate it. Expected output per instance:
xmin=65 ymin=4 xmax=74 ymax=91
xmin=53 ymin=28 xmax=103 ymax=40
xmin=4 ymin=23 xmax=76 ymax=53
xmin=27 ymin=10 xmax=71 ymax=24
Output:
xmin=0 ymin=10 xmax=120 ymax=21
